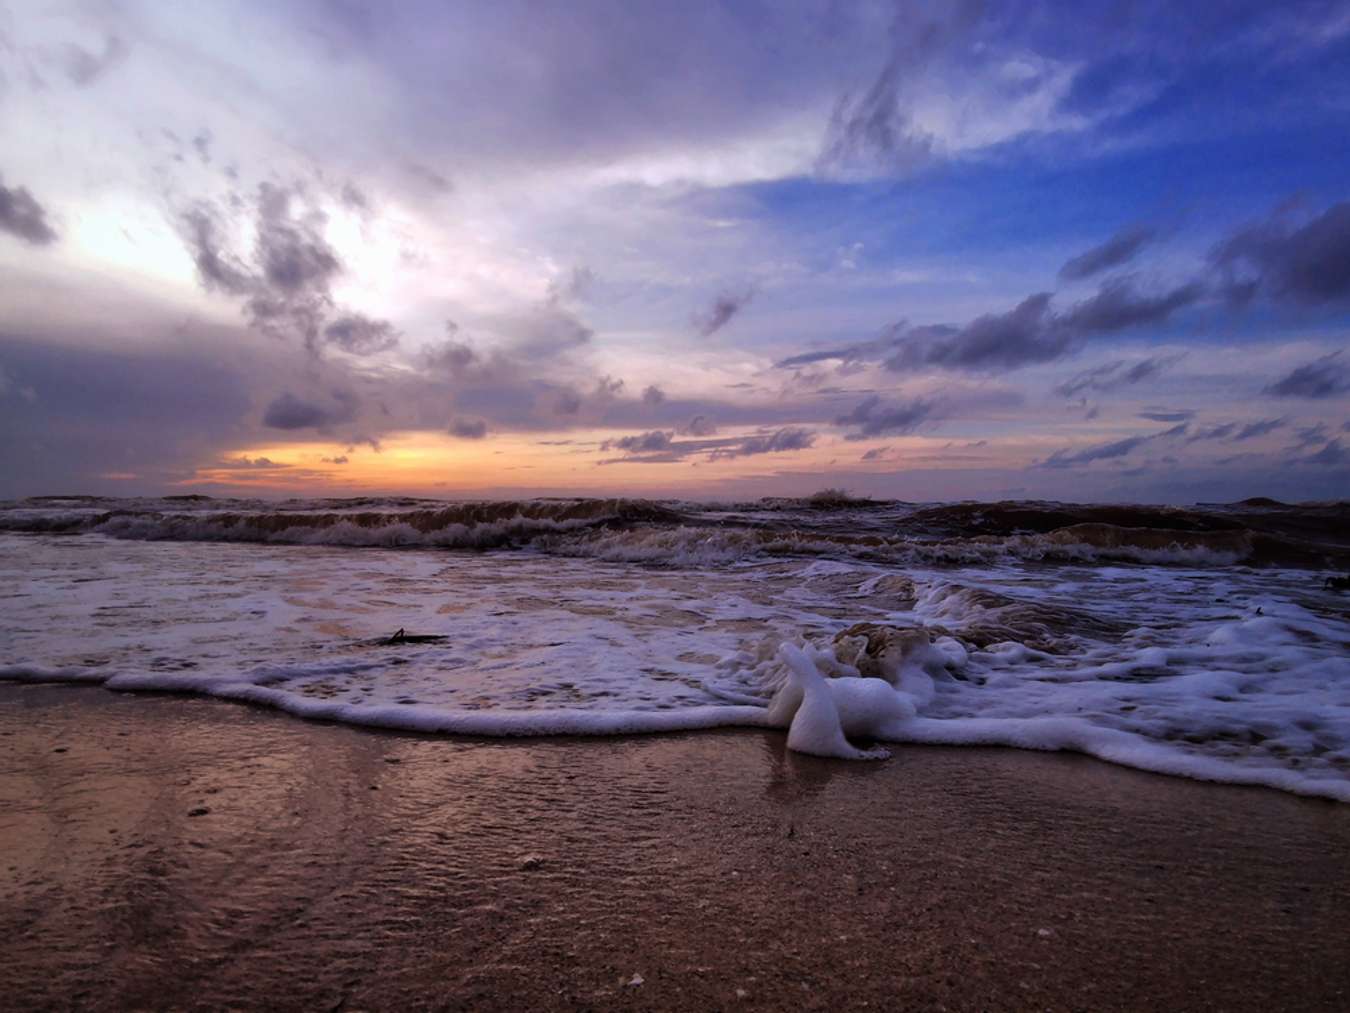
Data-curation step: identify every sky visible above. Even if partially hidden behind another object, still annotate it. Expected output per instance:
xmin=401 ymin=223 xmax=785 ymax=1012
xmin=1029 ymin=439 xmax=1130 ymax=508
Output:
xmin=1 ymin=0 xmax=1348 ymax=503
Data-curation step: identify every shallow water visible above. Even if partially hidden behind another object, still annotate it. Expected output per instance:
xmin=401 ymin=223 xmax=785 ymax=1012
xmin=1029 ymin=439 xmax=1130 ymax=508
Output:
xmin=1 ymin=496 xmax=1348 ymax=800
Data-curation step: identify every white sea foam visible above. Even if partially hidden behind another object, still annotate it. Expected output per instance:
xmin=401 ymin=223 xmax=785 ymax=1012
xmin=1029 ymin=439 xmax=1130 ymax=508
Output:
xmin=1 ymin=530 xmax=1347 ymax=801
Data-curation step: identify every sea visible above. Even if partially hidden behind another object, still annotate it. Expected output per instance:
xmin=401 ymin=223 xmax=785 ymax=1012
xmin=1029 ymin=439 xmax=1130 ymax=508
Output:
xmin=2 ymin=494 xmax=1347 ymax=801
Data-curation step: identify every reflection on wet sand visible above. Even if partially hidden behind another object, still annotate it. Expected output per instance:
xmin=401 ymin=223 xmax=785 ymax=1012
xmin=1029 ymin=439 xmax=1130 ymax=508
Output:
xmin=3 ymin=685 xmax=1350 ymax=1011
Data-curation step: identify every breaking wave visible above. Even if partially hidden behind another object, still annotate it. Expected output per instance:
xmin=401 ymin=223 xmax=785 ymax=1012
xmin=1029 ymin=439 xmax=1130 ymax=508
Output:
xmin=1 ymin=495 xmax=1346 ymax=569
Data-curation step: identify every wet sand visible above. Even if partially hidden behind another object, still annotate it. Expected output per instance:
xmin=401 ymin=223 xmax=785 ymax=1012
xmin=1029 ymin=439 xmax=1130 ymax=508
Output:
xmin=2 ymin=684 xmax=1348 ymax=1011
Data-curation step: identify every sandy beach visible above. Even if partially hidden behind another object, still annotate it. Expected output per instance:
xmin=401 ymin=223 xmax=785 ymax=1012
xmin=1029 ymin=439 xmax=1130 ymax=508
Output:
xmin=2 ymin=683 xmax=1348 ymax=1012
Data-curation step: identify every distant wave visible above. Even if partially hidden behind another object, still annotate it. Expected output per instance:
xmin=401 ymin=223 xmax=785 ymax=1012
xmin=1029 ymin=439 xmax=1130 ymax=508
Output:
xmin=1 ymin=495 xmax=1346 ymax=569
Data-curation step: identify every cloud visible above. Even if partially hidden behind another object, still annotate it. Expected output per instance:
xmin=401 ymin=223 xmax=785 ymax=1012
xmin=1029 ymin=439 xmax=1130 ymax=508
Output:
xmin=323 ymin=315 xmax=400 ymax=356
xmin=1213 ymin=202 xmax=1350 ymax=305
xmin=1182 ymin=416 xmax=1285 ymax=445
xmin=891 ymin=293 xmax=1067 ymax=371
xmin=835 ymin=395 xmax=935 ymax=440
xmin=0 ymin=332 xmax=260 ymax=496
xmin=181 ymin=182 xmax=401 ymax=356
xmin=860 ymin=445 xmax=891 ymax=461
xmin=1137 ymin=409 xmax=1194 ymax=422
xmin=0 ymin=178 xmax=59 ymax=245
xmin=599 ymin=425 xmax=817 ymax=465
xmin=813 ymin=3 xmax=1004 ymax=178
xmin=553 ymin=388 xmax=583 ymax=415
xmin=261 ymin=390 xmax=358 ymax=430
xmin=642 ymin=384 xmax=666 ymax=405
xmin=1037 ymin=422 xmax=1187 ymax=469
xmin=815 ymin=41 xmax=934 ymax=178
xmin=796 ymin=274 xmax=1201 ymax=376
xmin=682 ymin=414 xmax=718 ymax=436
xmin=775 ymin=324 xmax=911 ymax=369
xmin=711 ymin=426 xmax=816 ymax=459
xmin=1054 ymin=353 xmax=1184 ymax=398
xmin=606 ymin=430 xmax=674 ymax=453
xmin=599 ymin=421 xmax=815 ymax=467
xmin=62 ymin=35 xmax=127 ymax=87
xmin=780 ymin=238 xmax=1204 ymax=377
xmin=321 ymin=455 xmax=349 ymax=464
xmin=546 ymin=266 xmax=595 ymax=306
xmin=180 ymin=205 xmax=253 ymax=295
xmin=217 ymin=456 xmax=288 ymax=470
xmin=1059 ymin=227 xmax=1155 ymax=281
xmin=1289 ymin=423 xmax=1328 ymax=449
xmin=694 ymin=289 xmax=754 ymax=337
xmin=1056 ymin=278 xmax=1203 ymax=334
xmin=1263 ymin=352 xmax=1350 ymax=399
xmin=449 ymin=417 xmax=488 ymax=439
xmin=1302 ymin=438 xmax=1346 ymax=467
xmin=1186 ymin=422 xmax=1236 ymax=443
xmin=1233 ymin=417 xmax=1286 ymax=441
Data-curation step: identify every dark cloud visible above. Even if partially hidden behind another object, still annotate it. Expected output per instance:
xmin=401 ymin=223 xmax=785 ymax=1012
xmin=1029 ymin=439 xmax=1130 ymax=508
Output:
xmin=180 ymin=205 xmax=252 ymax=294
xmin=1234 ymin=417 xmax=1286 ymax=441
xmin=642 ymin=384 xmax=666 ymax=405
xmin=449 ymin=417 xmax=488 ymax=439
xmin=1289 ymin=423 xmax=1328 ymax=449
xmin=812 ymin=4 xmax=982 ymax=177
xmin=323 ymin=315 xmax=400 ymax=355
xmin=1054 ymin=353 xmax=1183 ymax=398
xmin=860 ymin=445 xmax=891 ymax=461
xmin=775 ymin=320 xmax=928 ymax=370
xmin=835 ymin=395 xmax=935 ymax=440
xmin=599 ymin=425 xmax=817 ymax=465
xmin=1057 ymin=278 xmax=1203 ymax=334
xmin=792 ymin=274 xmax=1200 ymax=376
xmin=1213 ymin=203 xmax=1350 ymax=305
xmin=255 ymin=183 xmax=341 ymax=294
xmin=711 ymin=427 xmax=816 ymax=459
xmin=682 ymin=414 xmax=717 ymax=436
xmin=890 ymin=293 xmax=1067 ymax=371
xmin=694 ymin=289 xmax=754 ymax=338
xmin=1263 ymin=353 xmax=1350 ymax=399
xmin=0 ymin=178 xmax=59 ymax=246
xmin=1039 ymin=434 xmax=1152 ymax=469
xmin=606 ymin=430 xmax=674 ymax=454
xmin=1037 ymin=423 xmax=1187 ymax=469
xmin=321 ymin=455 xmax=350 ymax=464
xmin=553 ymin=388 xmax=582 ymax=415
xmin=181 ymin=182 xmax=401 ymax=356
xmin=1302 ymin=439 xmax=1346 ymax=467
xmin=1059 ymin=227 xmax=1156 ymax=281
xmin=1186 ymin=422 xmax=1236 ymax=444
xmin=262 ymin=390 xmax=358 ymax=431
xmin=1137 ymin=409 xmax=1194 ymax=422
xmin=217 ymin=456 xmax=288 ymax=470
xmin=423 ymin=337 xmax=481 ymax=377
xmin=0 ymin=333 xmax=257 ymax=495
xmin=510 ymin=305 xmax=594 ymax=360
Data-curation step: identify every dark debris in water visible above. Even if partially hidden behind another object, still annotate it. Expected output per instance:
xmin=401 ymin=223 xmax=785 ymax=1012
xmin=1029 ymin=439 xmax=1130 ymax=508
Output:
xmin=379 ymin=628 xmax=449 ymax=646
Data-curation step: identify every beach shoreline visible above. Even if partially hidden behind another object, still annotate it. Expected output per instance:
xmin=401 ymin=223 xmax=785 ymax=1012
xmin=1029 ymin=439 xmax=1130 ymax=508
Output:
xmin=2 ymin=683 xmax=1348 ymax=1011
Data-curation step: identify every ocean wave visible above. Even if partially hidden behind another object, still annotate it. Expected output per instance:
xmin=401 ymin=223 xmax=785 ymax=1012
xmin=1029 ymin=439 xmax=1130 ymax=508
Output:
xmin=1 ymin=496 xmax=1346 ymax=569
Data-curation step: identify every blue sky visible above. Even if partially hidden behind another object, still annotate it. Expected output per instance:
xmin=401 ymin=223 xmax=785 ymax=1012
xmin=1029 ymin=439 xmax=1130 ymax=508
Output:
xmin=0 ymin=0 xmax=1347 ymax=501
